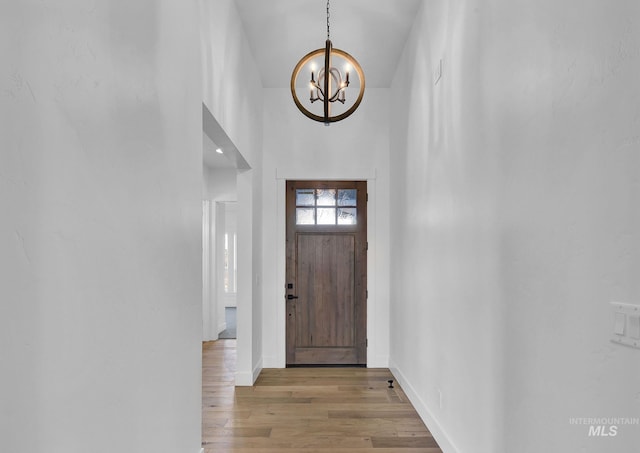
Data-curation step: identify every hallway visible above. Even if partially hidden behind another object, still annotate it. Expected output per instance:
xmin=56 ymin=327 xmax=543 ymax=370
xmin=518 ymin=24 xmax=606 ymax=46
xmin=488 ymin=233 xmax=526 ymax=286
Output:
xmin=4 ymin=1 xmax=640 ymax=452
xmin=202 ymin=340 xmax=442 ymax=452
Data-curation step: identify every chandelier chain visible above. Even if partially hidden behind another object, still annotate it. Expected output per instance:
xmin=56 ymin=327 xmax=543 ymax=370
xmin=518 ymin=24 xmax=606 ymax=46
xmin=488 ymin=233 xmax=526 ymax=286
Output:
xmin=326 ymin=0 xmax=330 ymax=40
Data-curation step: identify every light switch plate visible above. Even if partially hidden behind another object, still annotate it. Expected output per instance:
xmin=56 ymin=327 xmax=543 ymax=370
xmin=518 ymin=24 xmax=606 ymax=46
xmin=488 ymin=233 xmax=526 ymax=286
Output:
xmin=610 ymin=302 xmax=640 ymax=349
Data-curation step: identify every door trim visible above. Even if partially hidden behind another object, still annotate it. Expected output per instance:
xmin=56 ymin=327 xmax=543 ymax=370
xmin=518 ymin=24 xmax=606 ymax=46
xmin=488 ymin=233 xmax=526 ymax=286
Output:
xmin=269 ymin=176 xmax=386 ymax=369
xmin=285 ymin=180 xmax=367 ymax=366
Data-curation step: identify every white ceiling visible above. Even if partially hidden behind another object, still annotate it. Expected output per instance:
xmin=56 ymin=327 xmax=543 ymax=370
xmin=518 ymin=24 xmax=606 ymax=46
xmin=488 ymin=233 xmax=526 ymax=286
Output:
xmin=234 ymin=0 xmax=423 ymax=88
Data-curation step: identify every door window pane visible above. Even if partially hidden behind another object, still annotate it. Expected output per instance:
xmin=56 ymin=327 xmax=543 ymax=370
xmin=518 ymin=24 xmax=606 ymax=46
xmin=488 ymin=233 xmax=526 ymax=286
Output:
xmin=337 ymin=189 xmax=357 ymax=206
xmin=294 ymin=187 xmax=358 ymax=225
xmin=317 ymin=208 xmax=336 ymax=225
xmin=296 ymin=189 xmax=315 ymax=206
xmin=337 ymin=208 xmax=357 ymax=225
xmin=316 ymin=189 xmax=337 ymax=206
xmin=296 ymin=208 xmax=315 ymax=225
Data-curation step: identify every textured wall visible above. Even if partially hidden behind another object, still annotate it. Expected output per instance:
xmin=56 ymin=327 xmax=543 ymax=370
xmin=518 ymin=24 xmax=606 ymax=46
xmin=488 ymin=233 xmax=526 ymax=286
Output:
xmin=390 ymin=1 xmax=503 ymax=451
xmin=390 ymin=0 xmax=640 ymax=452
xmin=0 ymin=1 xmax=203 ymax=452
xmin=495 ymin=1 xmax=640 ymax=451
xmin=201 ymin=0 xmax=263 ymax=169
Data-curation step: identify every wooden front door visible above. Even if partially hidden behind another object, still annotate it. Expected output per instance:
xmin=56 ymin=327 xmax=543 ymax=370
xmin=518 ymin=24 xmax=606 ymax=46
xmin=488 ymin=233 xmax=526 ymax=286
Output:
xmin=286 ymin=181 xmax=367 ymax=366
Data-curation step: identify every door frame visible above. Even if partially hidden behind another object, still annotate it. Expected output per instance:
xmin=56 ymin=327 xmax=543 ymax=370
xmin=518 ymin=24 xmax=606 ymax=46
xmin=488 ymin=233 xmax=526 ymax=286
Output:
xmin=285 ymin=180 xmax=368 ymax=366
xmin=272 ymin=171 xmax=384 ymax=368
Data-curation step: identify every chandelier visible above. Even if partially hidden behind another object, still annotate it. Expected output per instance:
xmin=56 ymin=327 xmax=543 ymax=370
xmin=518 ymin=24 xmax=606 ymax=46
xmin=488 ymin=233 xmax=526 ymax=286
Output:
xmin=290 ymin=0 xmax=365 ymax=125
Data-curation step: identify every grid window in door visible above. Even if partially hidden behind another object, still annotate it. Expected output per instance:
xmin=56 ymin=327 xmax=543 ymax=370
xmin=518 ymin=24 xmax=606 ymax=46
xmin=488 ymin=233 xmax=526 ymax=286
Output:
xmin=295 ymin=188 xmax=357 ymax=225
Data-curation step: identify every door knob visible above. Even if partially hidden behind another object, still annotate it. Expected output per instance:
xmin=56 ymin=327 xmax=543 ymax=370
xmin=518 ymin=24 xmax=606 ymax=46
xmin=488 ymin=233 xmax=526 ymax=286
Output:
xmin=287 ymin=294 xmax=299 ymax=300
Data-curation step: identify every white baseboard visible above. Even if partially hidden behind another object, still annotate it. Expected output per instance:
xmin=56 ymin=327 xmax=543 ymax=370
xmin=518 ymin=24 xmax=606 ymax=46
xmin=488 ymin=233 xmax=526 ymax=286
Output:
xmin=235 ymin=358 xmax=263 ymax=386
xmin=235 ymin=370 xmax=253 ymax=386
xmin=389 ymin=359 xmax=460 ymax=453
xmin=252 ymin=357 xmax=263 ymax=383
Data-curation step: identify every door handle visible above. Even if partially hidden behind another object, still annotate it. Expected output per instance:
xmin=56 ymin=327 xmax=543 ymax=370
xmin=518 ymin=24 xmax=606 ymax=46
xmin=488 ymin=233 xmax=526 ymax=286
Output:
xmin=287 ymin=294 xmax=299 ymax=300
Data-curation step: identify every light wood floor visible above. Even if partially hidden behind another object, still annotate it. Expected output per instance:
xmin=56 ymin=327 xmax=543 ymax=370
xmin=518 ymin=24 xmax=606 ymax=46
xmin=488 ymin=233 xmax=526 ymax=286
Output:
xmin=202 ymin=340 xmax=443 ymax=453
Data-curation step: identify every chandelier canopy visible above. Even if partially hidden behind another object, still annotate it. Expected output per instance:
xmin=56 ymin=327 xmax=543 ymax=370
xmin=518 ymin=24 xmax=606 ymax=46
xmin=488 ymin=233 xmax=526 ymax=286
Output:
xmin=290 ymin=0 xmax=365 ymax=125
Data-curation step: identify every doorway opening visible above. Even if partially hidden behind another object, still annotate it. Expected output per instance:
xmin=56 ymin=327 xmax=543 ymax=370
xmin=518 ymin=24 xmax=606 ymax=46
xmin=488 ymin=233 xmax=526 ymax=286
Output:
xmin=202 ymin=136 xmax=238 ymax=342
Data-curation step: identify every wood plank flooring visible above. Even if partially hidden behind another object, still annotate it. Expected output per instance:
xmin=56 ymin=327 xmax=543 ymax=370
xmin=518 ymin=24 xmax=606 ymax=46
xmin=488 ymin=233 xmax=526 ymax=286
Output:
xmin=202 ymin=340 xmax=442 ymax=453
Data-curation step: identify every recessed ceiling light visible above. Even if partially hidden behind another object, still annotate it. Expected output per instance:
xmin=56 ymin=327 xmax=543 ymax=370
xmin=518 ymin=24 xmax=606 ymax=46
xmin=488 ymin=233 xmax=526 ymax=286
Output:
xmin=215 ymin=148 xmax=223 ymax=154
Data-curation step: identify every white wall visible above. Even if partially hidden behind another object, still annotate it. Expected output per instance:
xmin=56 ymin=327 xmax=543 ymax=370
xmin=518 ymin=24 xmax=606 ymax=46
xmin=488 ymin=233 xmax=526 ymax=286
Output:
xmin=261 ymin=87 xmax=391 ymax=368
xmin=201 ymin=0 xmax=262 ymax=165
xmin=201 ymin=0 xmax=263 ymax=385
xmin=494 ymin=1 xmax=640 ymax=451
xmin=203 ymin=167 xmax=238 ymax=202
xmin=203 ymin=199 xmax=216 ymax=340
xmin=390 ymin=2 xmax=503 ymax=451
xmin=0 ymin=1 xmax=203 ymax=453
xmin=390 ymin=1 xmax=640 ymax=453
